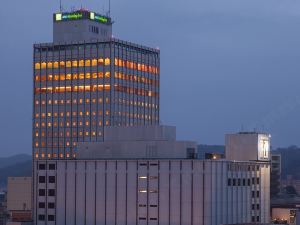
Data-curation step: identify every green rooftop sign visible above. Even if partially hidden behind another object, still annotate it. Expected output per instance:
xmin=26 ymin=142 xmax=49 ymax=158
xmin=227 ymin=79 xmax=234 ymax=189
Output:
xmin=55 ymin=11 xmax=110 ymax=24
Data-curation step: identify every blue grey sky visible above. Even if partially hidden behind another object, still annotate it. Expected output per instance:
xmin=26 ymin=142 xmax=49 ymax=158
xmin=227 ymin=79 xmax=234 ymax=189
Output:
xmin=0 ymin=0 xmax=300 ymax=156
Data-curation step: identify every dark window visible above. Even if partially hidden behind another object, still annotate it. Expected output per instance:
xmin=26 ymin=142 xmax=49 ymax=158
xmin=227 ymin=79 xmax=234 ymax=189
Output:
xmin=38 ymin=215 xmax=45 ymax=221
xmin=228 ymin=178 xmax=231 ymax=186
xmin=257 ymin=191 xmax=260 ymax=198
xmin=38 ymin=202 xmax=45 ymax=208
xmin=48 ymin=202 xmax=55 ymax=209
xmin=257 ymin=204 xmax=260 ymax=210
xmin=248 ymin=179 xmax=251 ymax=186
xmin=139 ymin=217 xmax=146 ymax=220
xmin=150 ymin=205 xmax=157 ymax=207
xmin=138 ymin=204 xmax=146 ymax=207
xmin=48 ymin=215 xmax=55 ymax=221
xmin=150 ymin=218 xmax=157 ymax=220
xmin=257 ymin=216 xmax=260 ymax=222
xmin=233 ymin=178 xmax=236 ymax=186
xmin=39 ymin=176 xmax=46 ymax=183
xmin=256 ymin=178 xmax=260 ymax=184
xmin=243 ymin=179 xmax=246 ymax=186
xmin=49 ymin=164 xmax=56 ymax=170
xmin=251 ymin=216 xmax=255 ymax=222
xmin=252 ymin=204 xmax=255 ymax=210
xmin=252 ymin=177 xmax=255 ymax=185
xmin=238 ymin=179 xmax=241 ymax=186
xmin=38 ymin=164 xmax=46 ymax=170
xmin=252 ymin=191 xmax=255 ymax=198
xmin=49 ymin=176 xmax=55 ymax=183
xmin=48 ymin=189 xmax=55 ymax=196
xmin=39 ymin=189 xmax=45 ymax=196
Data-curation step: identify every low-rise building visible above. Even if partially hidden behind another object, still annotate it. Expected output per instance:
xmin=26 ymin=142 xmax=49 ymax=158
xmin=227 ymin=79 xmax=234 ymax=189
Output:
xmin=7 ymin=177 xmax=32 ymax=222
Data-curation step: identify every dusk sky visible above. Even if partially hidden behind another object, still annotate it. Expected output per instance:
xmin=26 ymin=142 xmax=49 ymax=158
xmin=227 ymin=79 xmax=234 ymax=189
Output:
xmin=1 ymin=0 xmax=300 ymax=156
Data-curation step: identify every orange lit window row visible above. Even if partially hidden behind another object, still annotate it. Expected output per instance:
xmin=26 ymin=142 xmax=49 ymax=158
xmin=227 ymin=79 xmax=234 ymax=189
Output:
xmin=35 ymin=152 xmax=76 ymax=159
xmin=114 ymin=72 xmax=159 ymax=86
xmin=34 ymin=130 xmax=103 ymax=137
xmin=114 ymin=58 xmax=159 ymax=75
xmin=34 ymin=120 xmax=107 ymax=128
xmin=34 ymin=98 xmax=108 ymax=106
xmin=115 ymin=112 xmax=154 ymax=120
xmin=34 ymin=120 xmax=109 ymax=127
xmin=115 ymin=85 xmax=158 ymax=97
xmin=35 ymin=111 xmax=103 ymax=118
xmin=117 ymin=98 xmax=158 ymax=109
xmin=35 ymin=58 xmax=110 ymax=70
xmin=35 ymin=72 xmax=110 ymax=82
xmin=34 ymin=84 xmax=111 ymax=94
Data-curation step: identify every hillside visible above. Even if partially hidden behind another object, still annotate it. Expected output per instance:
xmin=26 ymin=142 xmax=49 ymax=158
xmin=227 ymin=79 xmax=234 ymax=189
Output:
xmin=0 ymin=154 xmax=32 ymax=188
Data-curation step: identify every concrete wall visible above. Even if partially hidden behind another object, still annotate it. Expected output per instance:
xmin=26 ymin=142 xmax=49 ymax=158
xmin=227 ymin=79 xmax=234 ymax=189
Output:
xmin=225 ymin=133 xmax=270 ymax=161
xmin=7 ymin=177 xmax=32 ymax=211
xmin=34 ymin=160 xmax=270 ymax=225
xmin=53 ymin=19 xmax=112 ymax=43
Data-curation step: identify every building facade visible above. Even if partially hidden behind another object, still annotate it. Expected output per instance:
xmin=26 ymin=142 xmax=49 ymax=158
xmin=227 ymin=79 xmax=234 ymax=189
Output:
xmin=35 ymin=159 xmax=270 ymax=225
xmin=7 ymin=177 xmax=32 ymax=222
xmin=33 ymin=10 xmax=160 ymax=160
xmin=270 ymin=153 xmax=281 ymax=198
xmin=33 ymin=126 xmax=271 ymax=225
xmin=33 ymin=9 xmax=271 ymax=225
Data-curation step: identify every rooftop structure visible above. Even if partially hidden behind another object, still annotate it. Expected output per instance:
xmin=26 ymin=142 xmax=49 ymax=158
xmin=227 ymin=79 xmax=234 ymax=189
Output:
xmin=53 ymin=9 xmax=112 ymax=43
xmin=226 ymin=132 xmax=271 ymax=162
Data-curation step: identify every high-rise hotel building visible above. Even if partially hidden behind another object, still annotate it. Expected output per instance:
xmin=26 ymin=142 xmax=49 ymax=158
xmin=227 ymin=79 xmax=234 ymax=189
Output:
xmin=33 ymin=10 xmax=160 ymax=159
xmin=33 ymin=8 xmax=271 ymax=225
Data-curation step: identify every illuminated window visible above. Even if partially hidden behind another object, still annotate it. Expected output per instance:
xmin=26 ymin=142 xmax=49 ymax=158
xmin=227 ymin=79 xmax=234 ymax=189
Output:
xmin=35 ymin=153 xmax=39 ymax=158
xmin=98 ymin=58 xmax=104 ymax=65
xmin=35 ymin=63 xmax=41 ymax=69
xmin=79 ymin=60 xmax=84 ymax=67
xmin=139 ymin=176 xmax=147 ymax=179
xmin=66 ymin=74 xmax=71 ymax=80
xmin=72 ymin=60 xmax=78 ymax=67
xmin=85 ymin=131 xmax=89 ymax=136
xmin=79 ymin=73 xmax=84 ymax=79
xmin=66 ymin=61 xmax=71 ymax=67
xmin=139 ymin=189 xmax=147 ymax=193
xmin=92 ymin=59 xmax=97 ymax=66
xmin=59 ymin=153 xmax=63 ymax=158
xmin=85 ymin=60 xmax=91 ymax=67
xmin=41 ymin=62 xmax=46 ymax=69
xmin=53 ymin=61 xmax=59 ymax=68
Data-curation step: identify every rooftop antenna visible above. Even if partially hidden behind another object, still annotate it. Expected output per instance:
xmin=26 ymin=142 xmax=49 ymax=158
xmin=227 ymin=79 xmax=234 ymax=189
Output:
xmin=59 ymin=0 xmax=62 ymax=12
xmin=109 ymin=0 xmax=111 ymax=17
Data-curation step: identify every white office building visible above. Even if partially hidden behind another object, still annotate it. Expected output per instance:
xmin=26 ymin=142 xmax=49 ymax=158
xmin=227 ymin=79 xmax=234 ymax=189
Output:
xmin=34 ymin=126 xmax=270 ymax=225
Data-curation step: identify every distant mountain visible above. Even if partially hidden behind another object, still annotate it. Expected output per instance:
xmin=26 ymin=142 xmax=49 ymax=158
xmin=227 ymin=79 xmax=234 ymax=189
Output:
xmin=0 ymin=154 xmax=32 ymax=188
xmin=0 ymin=154 xmax=31 ymax=169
